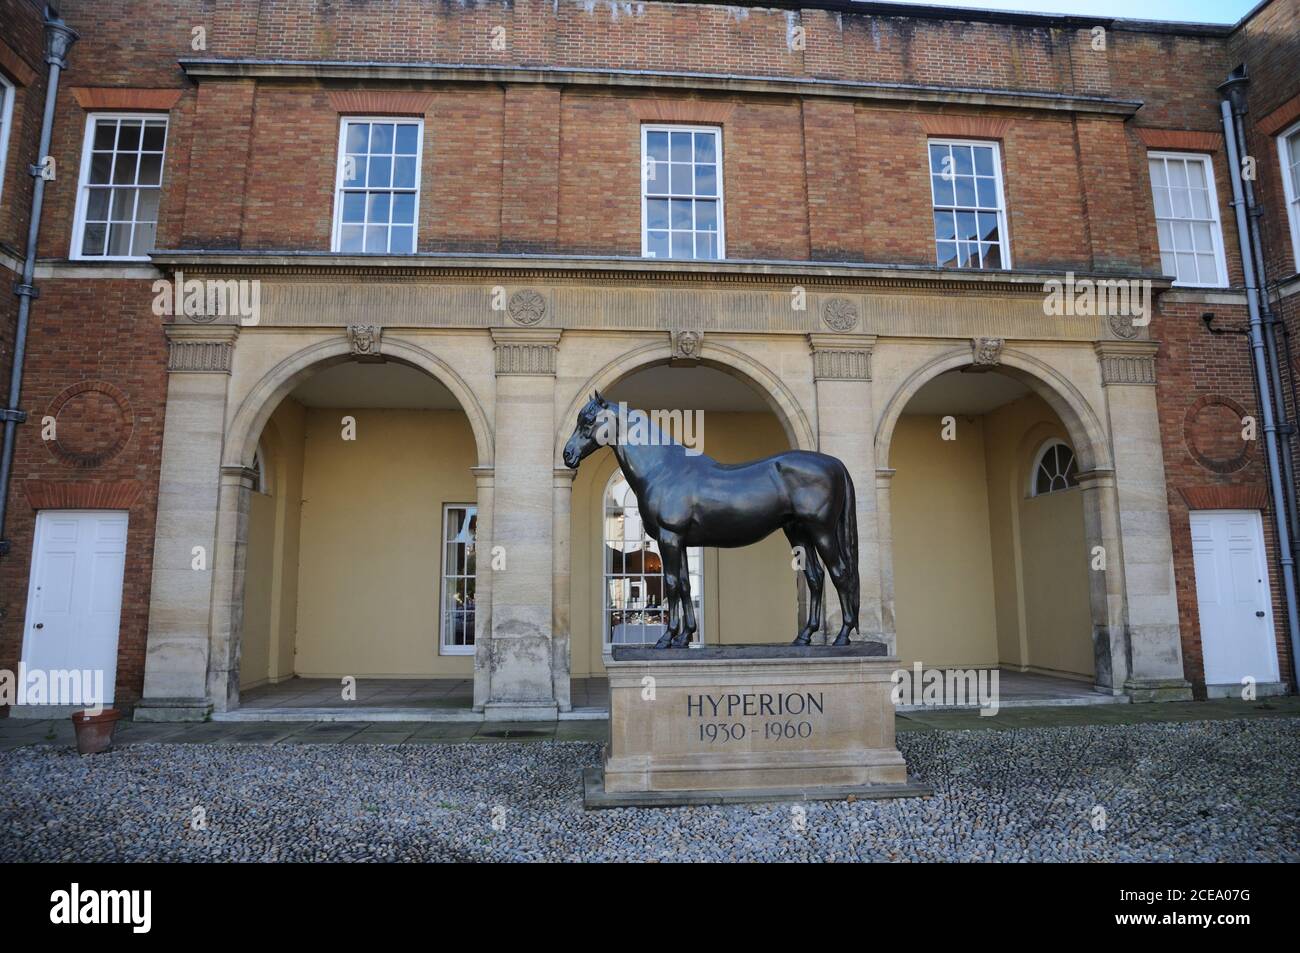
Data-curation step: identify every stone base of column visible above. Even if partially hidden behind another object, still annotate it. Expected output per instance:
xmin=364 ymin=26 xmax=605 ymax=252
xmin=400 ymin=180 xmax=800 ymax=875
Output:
xmin=482 ymin=700 xmax=560 ymax=722
xmin=132 ymin=698 xmax=213 ymax=722
xmin=1123 ymin=678 xmax=1193 ymax=703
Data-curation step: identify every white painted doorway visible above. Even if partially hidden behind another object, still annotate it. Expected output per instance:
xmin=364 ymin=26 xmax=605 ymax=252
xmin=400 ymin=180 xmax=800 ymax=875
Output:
xmin=21 ymin=510 xmax=129 ymax=706
xmin=1190 ymin=510 xmax=1279 ymax=689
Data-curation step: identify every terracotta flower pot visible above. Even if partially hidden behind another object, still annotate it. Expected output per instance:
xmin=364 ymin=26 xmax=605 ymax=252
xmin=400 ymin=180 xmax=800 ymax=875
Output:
xmin=70 ymin=708 xmax=122 ymax=755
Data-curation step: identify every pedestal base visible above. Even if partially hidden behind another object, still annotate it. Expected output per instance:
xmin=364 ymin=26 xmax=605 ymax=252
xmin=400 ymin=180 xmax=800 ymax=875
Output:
xmin=594 ymin=642 xmax=928 ymax=808
xmin=583 ymin=766 xmax=932 ymax=809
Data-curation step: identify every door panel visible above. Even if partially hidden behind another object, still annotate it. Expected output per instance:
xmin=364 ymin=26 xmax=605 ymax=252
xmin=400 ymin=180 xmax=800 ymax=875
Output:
xmin=1189 ymin=510 xmax=1278 ymax=686
xmin=22 ymin=510 xmax=129 ymax=706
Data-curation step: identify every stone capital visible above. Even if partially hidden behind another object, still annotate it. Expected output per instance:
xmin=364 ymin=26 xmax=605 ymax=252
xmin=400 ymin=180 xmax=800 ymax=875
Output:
xmin=1094 ymin=340 xmax=1158 ymax=386
xmin=808 ymin=333 xmax=875 ymax=381
xmin=491 ymin=328 xmax=562 ymax=376
xmin=165 ymin=323 xmax=239 ymax=373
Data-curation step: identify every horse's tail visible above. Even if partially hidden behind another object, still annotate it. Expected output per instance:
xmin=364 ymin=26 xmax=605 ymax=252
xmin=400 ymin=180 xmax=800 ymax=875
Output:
xmin=838 ymin=462 xmax=860 ymax=635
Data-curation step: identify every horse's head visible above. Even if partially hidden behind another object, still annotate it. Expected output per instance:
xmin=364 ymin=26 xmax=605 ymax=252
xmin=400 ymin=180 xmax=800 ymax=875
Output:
xmin=563 ymin=391 xmax=613 ymax=469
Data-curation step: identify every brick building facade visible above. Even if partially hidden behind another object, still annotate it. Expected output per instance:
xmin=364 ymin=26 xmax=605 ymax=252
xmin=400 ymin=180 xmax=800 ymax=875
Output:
xmin=0 ymin=0 xmax=1295 ymax=718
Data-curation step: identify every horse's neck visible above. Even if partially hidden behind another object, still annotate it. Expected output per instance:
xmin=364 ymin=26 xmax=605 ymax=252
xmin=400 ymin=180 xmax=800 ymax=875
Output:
xmin=614 ymin=437 xmax=679 ymax=490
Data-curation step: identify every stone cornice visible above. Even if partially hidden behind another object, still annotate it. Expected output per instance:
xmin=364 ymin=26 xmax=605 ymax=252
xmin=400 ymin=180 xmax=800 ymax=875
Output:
xmin=166 ymin=324 xmax=239 ymax=374
xmin=178 ymin=58 xmax=1143 ymax=117
xmin=149 ymin=250 xmax=1173 ymax=298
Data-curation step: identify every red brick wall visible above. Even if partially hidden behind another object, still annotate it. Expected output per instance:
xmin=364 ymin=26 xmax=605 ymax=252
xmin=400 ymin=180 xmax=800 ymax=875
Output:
xmin=0 ymin=278 xmax=166 ymax=709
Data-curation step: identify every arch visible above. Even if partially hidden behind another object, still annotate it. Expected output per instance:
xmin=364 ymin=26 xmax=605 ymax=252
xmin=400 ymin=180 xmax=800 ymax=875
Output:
xmin=874 ymin=346 xmax=1112 ymax=473
xmin=1028 ymin=438 xmax=1080 ymax=497
xmin=553 ymin=339 xmax=817 ymax=467
xmin=224 ymin=335 xmax=494 ymax=471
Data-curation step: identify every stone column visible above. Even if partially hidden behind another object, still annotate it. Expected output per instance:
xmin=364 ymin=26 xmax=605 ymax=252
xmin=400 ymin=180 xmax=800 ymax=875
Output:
xmin=808 ymin=333 xmax=882 ymax=643
xmin=476 ymin=328 xmax=563 ymax=720
xmin=875 ymin=468 xmax=898 ymax=654
xmin=1077 ymin=468 xmax=1130 ymax=693
xmin=136 ymin=325 xmax=238 ymax=721
xmin=1095 ymin=341 xmax=1192 ymax=701
xmin=471 ymin=465 xmax=495 ymax=710
xmin=552 ymin=468 xmax=575 ymax=712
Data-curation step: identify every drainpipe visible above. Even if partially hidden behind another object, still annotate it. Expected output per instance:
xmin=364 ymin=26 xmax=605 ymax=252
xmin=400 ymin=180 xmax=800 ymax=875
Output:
xmin=1218 ymin=83 xmax=1300 ymax=690
xmin=1221 ymin=68 xmax=1300 ymax=567
xmin=0 ymin=7 xmax=78 ymax=558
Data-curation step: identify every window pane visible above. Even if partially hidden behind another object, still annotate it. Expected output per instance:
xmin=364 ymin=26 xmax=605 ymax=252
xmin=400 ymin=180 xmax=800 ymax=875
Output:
xmin=696 ymin=231 xmax=717 ymax=259
xmin=341 ymin=192 xmax=365 ymax=223
xmin=370 ymin=123 xmax=394 ymax=153
xmin=931 ymin=174 xmax=955 ymax=206
xmin=107 ymin=222 xmax=132 ymax=255
xmin=117 ymin=121 xmax=141 ymax=152
xmin=93 ymin=121 xmax=117 ymax=150
xmin=980 ymin=242 xmax=1002 ymax=269
xmin=89 ymin=153 xmax=112 ymax=184
xmin=136 ymin=189 xmax=160 ymax=222
xmin=954 ymin=176 xmax=977 ymax=206
xmin=933 ymin=210 xmax=956 ymax=241
xmin=956 ymin=211 xmax=978 ymax=241
xmin=695 ymin=199 xmax=717 ymax=231
xmin=365 ymin=225 xmax=387 ymax=252
xmin=142 ymin=122 xmax=166 ymax=152
xmin=645 ymin=158 xmax=667 ymax=193
xmin=670 ymin=198 xmax=692 ymax=229
xmin=694 ymin=131 xmax=716 ymax=162
xmin=390 ymin=225 xmax=413 ymax=254
xmin=670 ymin=162 xmax=692 ymax=194
xmin=977 ymin=211 xmax=999 ymax=242
xmin=132 ymin=221 xmax=157 ymax=256
xmin=86 ymin=188 xmax=110 ymax=220
xmin=392 ymin=156 xmax=417 ymax=189
xmin=111 ymin=187 xmax=136 ymax=220
xmin=112 ymin=152 xmax=138 ymax=184
xmin=366 ymin=192 xmax=391 ymax=224
xmin=391 ymin=192 xmax=415 ymax=224
xmin=646 ymin=198 xmax=669 ymax=230
xmin=339 ymin=224 xmax=364 ymax=252
xmin=82 ymin=222 xmax=106 ymax=255
xmin=670 ymin=232 xmax=692 ymax=258
xmin=670 ymin=131 xmax=692 ymax=161
xmin=973 ymin=146 xmax=994 ymax=176
xmin=346 ymin=123 xmax=369 ymax=153
xmin=646 ymin=130 xmax=669 ymax=162
xmin=343 ymin=155 xmax=365 ymax=187
xmin=395 ymin=123 xmax=418 ymax=155
xmin=368 ymin=156 xmax=391 ymax=188
xmin=936 ymin=241 xmax=957 ymax=267
xmin=976 ymin=177 xmax=998 ymax=207
xmin=952 ymin=145 xmax=974 ymax=175
xmin=138 ymin=153 xmax=163 ymax=185
xmin=695 ymin=163 xmax=716 ymax=196
xmin=646 ymin=230 xmax=669 ymax=258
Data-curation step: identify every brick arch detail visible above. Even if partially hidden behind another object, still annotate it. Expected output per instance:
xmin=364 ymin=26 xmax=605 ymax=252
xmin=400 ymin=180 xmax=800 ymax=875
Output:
xmin=23 ymin=480 xmax=143 ymax=511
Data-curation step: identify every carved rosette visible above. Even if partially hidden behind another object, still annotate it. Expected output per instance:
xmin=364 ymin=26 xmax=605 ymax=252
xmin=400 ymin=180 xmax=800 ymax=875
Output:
xmin=1107 ymin=312 xmax=1142 ymax=340
xmin=347 ymin=324 xmax=383 ymax=361
xmin=507 ymin=289 xmax=547 ymax=326
xmin=822 ymin=297 xmax=860 ymax=332
xmin=971 ymin=337 xmax=1004 ymax=366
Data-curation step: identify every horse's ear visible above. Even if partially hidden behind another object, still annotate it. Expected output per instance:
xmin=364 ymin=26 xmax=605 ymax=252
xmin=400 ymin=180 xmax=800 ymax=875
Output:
xmin=593 ymin=389 xmax=606 ymax=406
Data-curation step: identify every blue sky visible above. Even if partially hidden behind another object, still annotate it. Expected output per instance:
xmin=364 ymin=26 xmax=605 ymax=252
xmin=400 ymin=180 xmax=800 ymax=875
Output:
xmin=873 ymin=0 xmax=1256 ymax=25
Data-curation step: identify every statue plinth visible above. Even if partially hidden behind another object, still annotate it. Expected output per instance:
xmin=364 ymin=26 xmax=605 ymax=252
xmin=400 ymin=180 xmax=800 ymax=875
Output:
xmin=583 ymin=642 xmax=931 ymax=809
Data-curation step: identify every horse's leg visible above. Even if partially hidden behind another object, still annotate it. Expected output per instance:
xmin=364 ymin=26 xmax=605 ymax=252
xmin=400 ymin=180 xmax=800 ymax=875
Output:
xmin=653 ymin=535 xmax=683 ymax=650
xmin=812 ymin=530 xmax=857 ymax=646
xmin=671 ymin=549 xmax=698 ymax=648
xmin=783 ymin=526 xmax=823 ymax=645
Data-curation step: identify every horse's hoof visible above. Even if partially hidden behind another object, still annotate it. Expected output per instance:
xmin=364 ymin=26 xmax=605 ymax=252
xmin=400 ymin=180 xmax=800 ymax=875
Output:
xmin=832 ymin=634 xmax=851 ymax=646
xmin=670 ymin=634 xmax=692 ymax=649
xmin=653 ymin=634 xmax=674 ymax=649
xmin=791 ymin=635 xmax=811 ymax=646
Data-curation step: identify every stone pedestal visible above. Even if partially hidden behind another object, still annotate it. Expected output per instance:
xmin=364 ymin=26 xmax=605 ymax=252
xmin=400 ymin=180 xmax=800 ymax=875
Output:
xmin=585 ymin=643 xmax=930 ymax=808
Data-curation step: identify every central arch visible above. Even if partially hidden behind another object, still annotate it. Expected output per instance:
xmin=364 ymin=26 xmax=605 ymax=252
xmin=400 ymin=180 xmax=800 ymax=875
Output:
xmin=554 ymin=339 xmax=816 ymax=469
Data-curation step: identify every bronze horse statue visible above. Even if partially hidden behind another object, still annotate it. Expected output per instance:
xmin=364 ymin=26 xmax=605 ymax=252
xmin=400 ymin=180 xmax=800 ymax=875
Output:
xmin=563 ymin=392 xmax=860 ymax=648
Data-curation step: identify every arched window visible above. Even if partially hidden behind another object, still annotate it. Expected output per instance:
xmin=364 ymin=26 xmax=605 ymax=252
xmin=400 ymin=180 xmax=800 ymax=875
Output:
xmin=1031 ymin=439 xmax=1079 ymax=496
xmin=604 ymin=472 xmax=704 ymax=646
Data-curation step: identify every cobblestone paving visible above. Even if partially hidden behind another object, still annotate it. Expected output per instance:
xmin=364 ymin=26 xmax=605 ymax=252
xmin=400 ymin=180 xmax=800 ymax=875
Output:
xmin=1 ymin=717 xmax=1295 ymax=862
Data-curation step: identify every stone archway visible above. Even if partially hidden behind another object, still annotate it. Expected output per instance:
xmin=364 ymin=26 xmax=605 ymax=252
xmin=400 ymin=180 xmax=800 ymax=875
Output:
xmin=208 ymin=334 xmax=496 ymax=712
xmin=554 ymin=339 xmax=817 ymax=469
xmin=872 ymin=345 xmax=1129 ymax=692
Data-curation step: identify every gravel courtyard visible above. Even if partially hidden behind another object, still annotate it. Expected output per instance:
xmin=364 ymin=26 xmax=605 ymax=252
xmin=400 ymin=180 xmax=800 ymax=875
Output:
xmin=2 ymin=718 xmax=1296 ymax=862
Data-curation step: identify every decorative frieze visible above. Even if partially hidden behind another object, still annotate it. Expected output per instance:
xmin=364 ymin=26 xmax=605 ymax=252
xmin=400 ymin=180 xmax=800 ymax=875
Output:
xmin=809 ymin=333 xmax=875 ymax=381
xmin=1095 ymin=341 xmax=1158 ymax=386
xmin=346 ymin=324 xmax=383 ymax=360
xmin=491 ymin=328 xmax=562 ymax=376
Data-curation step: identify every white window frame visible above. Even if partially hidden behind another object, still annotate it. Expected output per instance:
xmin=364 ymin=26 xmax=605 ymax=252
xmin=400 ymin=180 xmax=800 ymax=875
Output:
xmin=640 ymin=123 xmax=725 ymax=261
xmin=439 ymin=503 xmax=476 ymax=656
xmin=1028 ymin=439 xmax=1080 ymax=498
xmin=330 ymin=116 xmax=424 ymax=255
xmin=70 ymin=112 xmax=170 ymax=261
xmin=1146 ymin=150 xmax=1229 ymax=288
xmin=0 ymin=74 xmax=14 ymax=213
xmin=1278 ymin=120 xmax=1300 ymax=274
xmin=927 ymin=137 xmax=1013 ymax=270
xmin=602 ymin=470 xmax=704 ymax=649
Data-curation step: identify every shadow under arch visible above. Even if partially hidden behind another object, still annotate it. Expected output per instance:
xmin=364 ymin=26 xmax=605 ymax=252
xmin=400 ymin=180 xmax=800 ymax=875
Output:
xmin=554 ymin=339 xmax=817 ymax=467
xmin=224 ymin=335 xmax=495 ymax=471
xmin=874 ymin=346 xmax=1112 ymax=474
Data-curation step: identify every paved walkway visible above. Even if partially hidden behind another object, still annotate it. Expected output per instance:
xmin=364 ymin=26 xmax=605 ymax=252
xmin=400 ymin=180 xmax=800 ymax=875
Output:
xmin=2 ymin=696 xmax=1295 ymax=750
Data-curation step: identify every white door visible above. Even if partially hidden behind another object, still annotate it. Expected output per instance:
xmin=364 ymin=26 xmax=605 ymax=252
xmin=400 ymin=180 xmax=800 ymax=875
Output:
xmin=21 ymin=510 xmax=128 ymax=705
xmin=1190 ymin=510 xmax=1279 ymax=687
